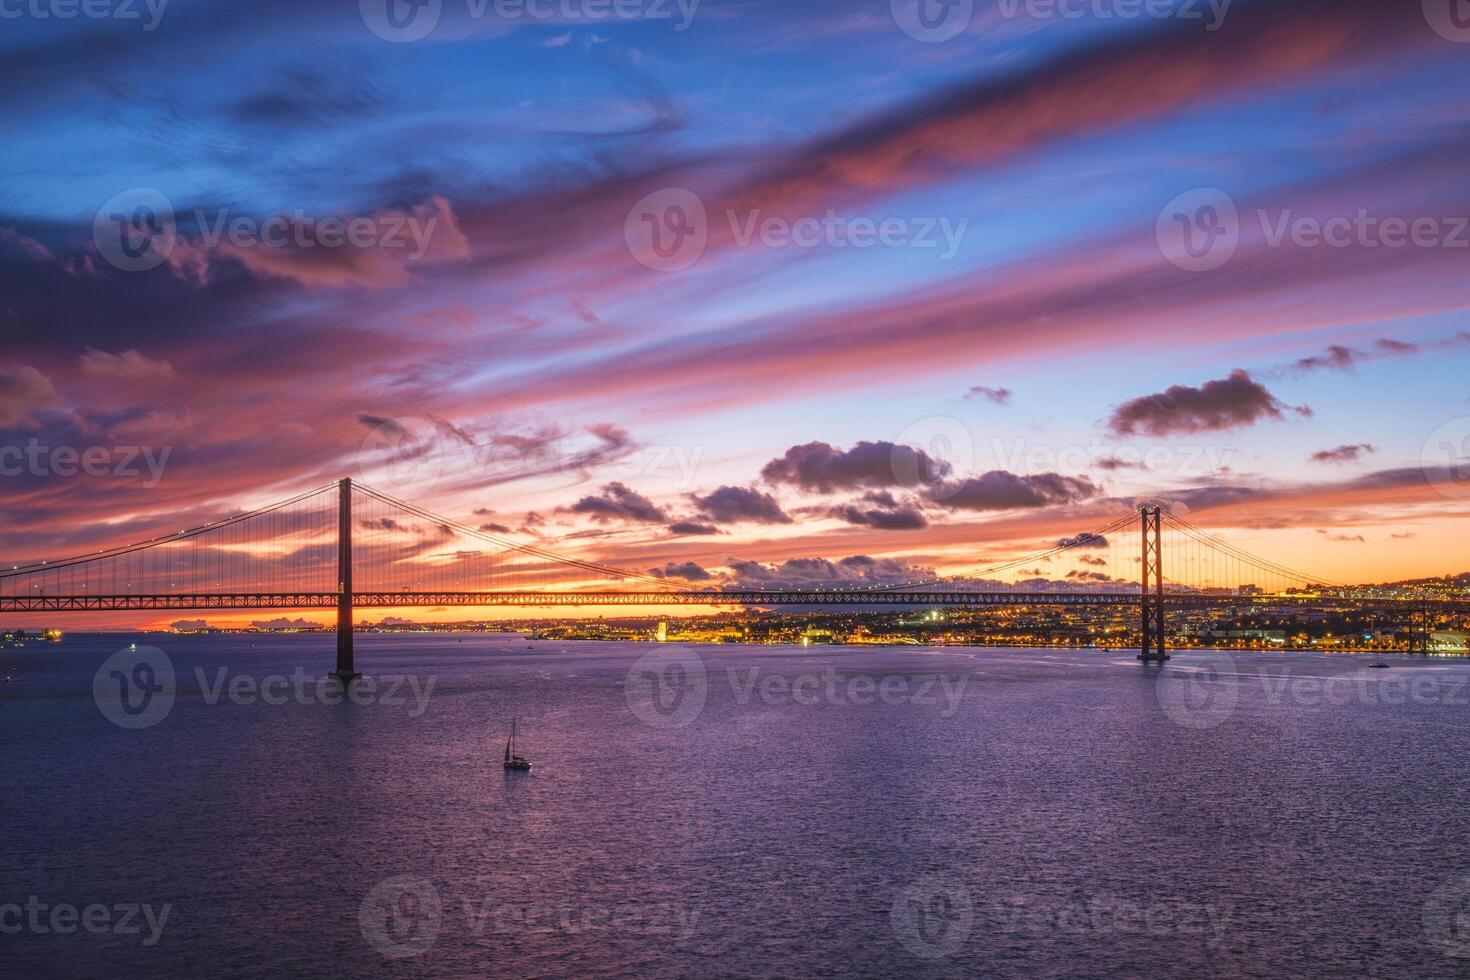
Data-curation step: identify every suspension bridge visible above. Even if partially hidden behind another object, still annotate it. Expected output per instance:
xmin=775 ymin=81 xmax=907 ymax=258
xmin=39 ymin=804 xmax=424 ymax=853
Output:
xmin=2 ymin=479 xmax=1461 ymax=675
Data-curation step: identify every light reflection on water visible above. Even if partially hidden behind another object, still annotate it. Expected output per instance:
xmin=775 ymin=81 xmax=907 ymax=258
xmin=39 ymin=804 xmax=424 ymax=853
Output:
xmin=3 ymin=633 xmax=1469 ymax=978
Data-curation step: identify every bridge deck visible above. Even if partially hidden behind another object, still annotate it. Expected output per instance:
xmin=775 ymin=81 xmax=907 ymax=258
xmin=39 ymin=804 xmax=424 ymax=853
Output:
xmin=0 ymin=592 xmax=1459 ymax=612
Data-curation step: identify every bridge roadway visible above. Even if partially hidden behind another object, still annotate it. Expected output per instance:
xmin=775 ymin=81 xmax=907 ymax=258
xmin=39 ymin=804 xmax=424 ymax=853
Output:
xmin=0 ymin=591 xmax=1462 ymax=612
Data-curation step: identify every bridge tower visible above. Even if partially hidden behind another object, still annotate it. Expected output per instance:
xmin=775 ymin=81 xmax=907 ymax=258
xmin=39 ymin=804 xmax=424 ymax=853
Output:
xmin=1138 ymin=506 xmax=1169 ymax=662
xmin=331 ymin=477 xmax=360 ymax=682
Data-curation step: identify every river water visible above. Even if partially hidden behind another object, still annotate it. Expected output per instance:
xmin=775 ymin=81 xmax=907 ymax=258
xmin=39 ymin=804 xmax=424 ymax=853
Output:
xmin=3 ymin=634 xmax=1469 ymax=978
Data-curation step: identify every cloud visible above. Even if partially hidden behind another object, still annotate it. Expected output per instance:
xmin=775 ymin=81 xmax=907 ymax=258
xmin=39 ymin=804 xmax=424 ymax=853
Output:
xmin=827 ymin=503 xmax=929 ymax=530
xmin=934 ymin=471 xmax=1099 ymax=512
xmin=170 ymin=619 xmax=209 ymax=631
xmin=1317 ymin=530 xmax=1367 ymax=543
xmin=0 ymin=363 xmax=58 ymax=426
xmin=1310 ymin=443 xmax=1375 ymax=464
xmin=1058 ymin=533 xmax=1109 ymax=548
xmin=79 ymin=349 xmax=176 ymax=383
xmin=473 ymin=134 xmax=1470 ymax=424
xmin=567 ymin=482 xmax=667 ymax=523
xmin=229 ymin=66 xmax=383 ymax=129
xmin=731 ymin=0 xmax=1428 ymax=213
xmin=760 ymin=440 xmax=950 ymax=494
xmin=1107 ymin=370 xmax=1309 ymax=437
xmin=1291 ymin=344 xmax=1360 ymax=374
xmin=166 ymin=196 xmax=470 ymax=289
xmin=251 ymin=617 xmax=321 ymax=630
xmin=357 ymin=413 xmax=409 ymax=440
xmin=1289 ymin=338 xmax=1425 ymax=374
xmin=667 ymin=521 xmax=720 ymax=536
xmin=1095 ymin=455 xmax=1144 ymax=471
xmin=647 ymin=561 xmax=713 ymax=581
xmin=479 ymin=522 xmax=512 ymax=533
xmin=964 ymin=385 xmax=1012 ymax=405
xmin=544 ymin=32 xmax=572 ymax=47
xmin=443 ymin=422 xmax=637 ymax=494
xmin=0 ymin=227 xmax=53 ymax=262
xmin=725 ymin=554 xmax=935 ymax=590
xmin=690 ymin=486 xmax=792 ymax=525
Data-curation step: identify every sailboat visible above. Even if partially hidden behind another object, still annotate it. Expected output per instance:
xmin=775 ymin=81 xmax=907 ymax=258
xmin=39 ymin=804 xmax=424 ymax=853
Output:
xmin=503 ymin=717 xmax=532 ymax=771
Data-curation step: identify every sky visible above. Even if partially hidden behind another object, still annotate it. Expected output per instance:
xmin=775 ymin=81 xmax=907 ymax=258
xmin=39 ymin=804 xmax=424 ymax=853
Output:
xmin=3 ymin=0 xmax=1470 ymax=628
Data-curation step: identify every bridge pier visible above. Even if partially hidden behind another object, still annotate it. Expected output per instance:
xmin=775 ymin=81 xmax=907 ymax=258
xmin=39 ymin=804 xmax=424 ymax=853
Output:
xmin=331 ymin=477 xmax=360 ymax=683
xmin=1138 ymin=506 xmax=1169 ymax=663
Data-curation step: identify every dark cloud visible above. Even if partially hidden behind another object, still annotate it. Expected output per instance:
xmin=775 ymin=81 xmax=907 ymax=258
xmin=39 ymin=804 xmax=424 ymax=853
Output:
xmin=1155 ymin=485 xmax=1267 ymax=512
xmin=828 ymin=503 xmax=929 ymax=530
xmin=1058 ymin=533 xmax=1109 ymax=549
xmin=934 ymin=471 xmax=1099 ymax=511
xmin=0 ymin=363 xmax=58 ymax=426
xmin=690 ymin=486 xmax=792 ymax=525
xmin=1310 ymin=443 xmax=1375 ymax=464
xmin=1291 ymin=344 xmax=1360 ymax=374
xmin=566 ymin=482 xmax=667 ymax=523
xmin=666 ymin=521 xmax=720 ymax=536
xmin=1095 ymin=455 xmax=1144 ymax=471
xmin=1289 ymin=338 xmax=1423 ymax=374
xmin=1107 ymin=370 xmax=1309 ymax=437
xmin=647 ymin=561 xmax=713 ymax=582
xmin=79 ymin=348 xmax=175 ymax=383
xmin=725 ymin=554 xmax=935 ymax=590
xmin=760 ymin=441 xmax=950 ymax=494
xmin=445 ymin=423 xmax=638 ymax=494
xmin=964 ymin=385 xmax=1012 ymax=405
xmin=357 ymin=413 xmax=408 ymax=439
xmin=478 ymin=522 xmax=512 ymax=534
xmin=230 ymin=67 xmax=384 ymax=129
xmin=251 ymin=617 xmax=321 ymax=630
